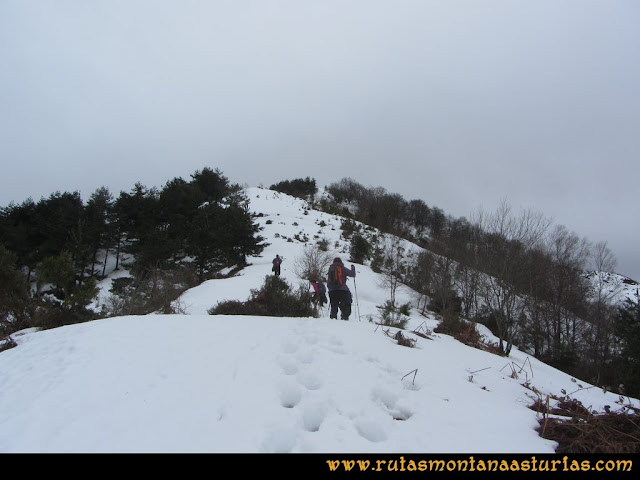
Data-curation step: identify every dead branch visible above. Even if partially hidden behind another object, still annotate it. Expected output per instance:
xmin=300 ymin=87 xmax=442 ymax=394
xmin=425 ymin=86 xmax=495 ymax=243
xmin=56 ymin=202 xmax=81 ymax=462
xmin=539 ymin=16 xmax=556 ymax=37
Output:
xmin=402 ymin=369 xmax=418 ymax=385
xmin=467 ymin=367 xmax=491 ymax=375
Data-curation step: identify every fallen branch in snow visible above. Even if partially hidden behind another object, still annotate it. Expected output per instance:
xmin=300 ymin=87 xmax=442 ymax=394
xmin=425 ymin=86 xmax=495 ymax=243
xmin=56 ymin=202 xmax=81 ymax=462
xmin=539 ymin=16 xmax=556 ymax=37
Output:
xmin=394 ymin=330 xmax=416 ymax=348
xmin=500 ymin=357 xmax=533 ymax=382
xmin=467 ymin=366 xmax=491 ymax=375
xmin=401 ymin=369 xmax=418 ymax=385
xmin=379 ymin=327 xmax=417 ymax=348
xmin=466 ymin=367 xmax=491 ymax=384
xmin=518 ymin=356 xmax=534 ymax=379
xmin=412 ymin=321 xmax=433 ymax=339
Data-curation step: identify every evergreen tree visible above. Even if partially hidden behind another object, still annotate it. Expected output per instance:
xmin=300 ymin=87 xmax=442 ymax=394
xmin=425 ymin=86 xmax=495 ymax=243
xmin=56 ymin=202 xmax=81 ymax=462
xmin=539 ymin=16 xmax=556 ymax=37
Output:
xmin=218 ymin=190 xmax=267 ymax=266
xmin=349 ymin=233 xmax=371 ymax=264
xmin=158 ymin=177 xmax=200 ymax=261
xmin=34 ymin=191 xmax=85 ymax=262
xmin=184 ymin=188 xmax=266 ymax=280
xmin=0 ymin=198 xmax=40 ymax=279
xmin=191 ymin=167 xmax=232 ymax=204
xmin=83 ymin=186 xmax=114 ymax=278
xmin=614 ymin=296 xmax=640 ymax=397
xmin=1 ymin=193 xmax=84 ymax=274
xmin=115 ymin=183 xmax=168 ymax=277
xmin=0 ymin=245 xmax=31 ymax=335
xmin=185 ymin=202 xmax=226 ymax=281
xmin=36 ymin=251 xmax=76 ymax=299
xmin=270 ymin=177 xmax=317 ymax=199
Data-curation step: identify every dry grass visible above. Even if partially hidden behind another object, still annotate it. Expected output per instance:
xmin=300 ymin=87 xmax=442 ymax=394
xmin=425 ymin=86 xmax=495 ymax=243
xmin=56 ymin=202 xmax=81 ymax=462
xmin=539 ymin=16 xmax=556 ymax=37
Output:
xmin=531 ymin=398 xmax=640 ymax=453
xmin=393 ymin=330 xmax=417 ymax=348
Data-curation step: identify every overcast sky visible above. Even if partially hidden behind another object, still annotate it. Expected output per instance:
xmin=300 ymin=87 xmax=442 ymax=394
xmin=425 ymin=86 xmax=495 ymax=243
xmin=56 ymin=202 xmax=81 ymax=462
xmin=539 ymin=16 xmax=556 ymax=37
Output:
xmin=1 ymin=1 xmax=639 ymax=282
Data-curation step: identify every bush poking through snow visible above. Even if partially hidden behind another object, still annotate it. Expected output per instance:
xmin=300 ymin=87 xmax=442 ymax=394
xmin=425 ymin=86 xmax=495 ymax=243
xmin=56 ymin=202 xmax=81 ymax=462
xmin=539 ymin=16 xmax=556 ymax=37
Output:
xmin=435 ymin=310 xmax=482 ymax=347
xmin=531 ymin=396 xmax=640 ymax=453
xmin=377 ymin=300 xmax=411 ymax=329
xmin=0 ymin=335 xmax=17 ymax=353
xmin=208 ymin=275 xmax=317 ymax=318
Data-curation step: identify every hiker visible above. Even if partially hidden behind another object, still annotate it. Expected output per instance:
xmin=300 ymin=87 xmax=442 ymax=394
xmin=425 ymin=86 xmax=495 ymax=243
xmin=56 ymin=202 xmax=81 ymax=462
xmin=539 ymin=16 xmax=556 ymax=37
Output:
xmin=311 ymin=279 xmax=328 ymax=307
xmin=326 ymin=257 xmax=356 ymax=320
xmin=272 ymin=255 xmax=283 ymax=276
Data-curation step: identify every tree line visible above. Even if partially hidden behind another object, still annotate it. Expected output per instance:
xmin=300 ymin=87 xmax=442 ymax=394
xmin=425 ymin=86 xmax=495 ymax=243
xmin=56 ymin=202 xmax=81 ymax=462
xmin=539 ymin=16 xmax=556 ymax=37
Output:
xmin=2 ymin=171 xmax=638 ymax=397
xmin=0 ymin=167 xmax=266 ymax=336
xmin=316 ymin=177 xmax=640 ymax=398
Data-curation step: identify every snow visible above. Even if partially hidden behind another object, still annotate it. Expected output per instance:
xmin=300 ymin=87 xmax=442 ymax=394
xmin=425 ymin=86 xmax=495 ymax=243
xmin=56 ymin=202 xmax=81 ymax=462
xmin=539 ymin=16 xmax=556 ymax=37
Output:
xmin=1 ymin=188 xmax=638 ymax=454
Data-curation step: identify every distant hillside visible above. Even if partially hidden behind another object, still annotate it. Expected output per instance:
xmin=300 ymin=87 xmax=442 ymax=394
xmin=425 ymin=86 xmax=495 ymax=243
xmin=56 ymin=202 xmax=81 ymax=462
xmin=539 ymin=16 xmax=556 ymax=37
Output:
xmin=584 ymin=271 xmax=639 ymax=306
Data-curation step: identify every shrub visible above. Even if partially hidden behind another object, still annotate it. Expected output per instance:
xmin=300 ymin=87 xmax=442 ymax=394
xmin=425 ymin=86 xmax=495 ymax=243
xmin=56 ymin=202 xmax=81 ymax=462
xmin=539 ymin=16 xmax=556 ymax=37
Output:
xmin=32 ymin=297 xmax=97 ymax=330
xmin=370 ymin=247 xmax=384 ymax=273
xmin=207 ymin=300 xmax=253 ymax=316
xmin=0 ymin=335 xmax=18 ymax=353
xmin=427 ymin=290 xmax=462 ymax=316
xmin=349 ymin=234 xmax=372 ymax=264
xmin=435 ymin=310 xmax=480 ymax=345
xmin=340 ymin=219 xmax=359 ymax=239
xmin=317 ymin=237 xmax=330 ymax=251
xmin=377 ymin=300 xmax=410 ymax=329
xmin=208 ymin=275 xmax=317 ymax=318
xmin=103 ymin=265 xmax=197 ymax=317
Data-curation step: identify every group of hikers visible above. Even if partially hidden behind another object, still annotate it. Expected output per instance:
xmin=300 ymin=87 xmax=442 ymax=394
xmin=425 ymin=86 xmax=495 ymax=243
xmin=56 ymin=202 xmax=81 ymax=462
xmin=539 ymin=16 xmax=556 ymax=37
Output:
xmin=271 ymin=254 xmax=356 ymax=320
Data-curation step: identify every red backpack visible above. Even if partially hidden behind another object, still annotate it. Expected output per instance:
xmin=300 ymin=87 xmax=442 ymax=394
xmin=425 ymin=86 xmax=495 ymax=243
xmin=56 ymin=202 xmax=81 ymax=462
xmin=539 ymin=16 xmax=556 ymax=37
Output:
xmin=327 ymin=264 xmax=345 ymax=289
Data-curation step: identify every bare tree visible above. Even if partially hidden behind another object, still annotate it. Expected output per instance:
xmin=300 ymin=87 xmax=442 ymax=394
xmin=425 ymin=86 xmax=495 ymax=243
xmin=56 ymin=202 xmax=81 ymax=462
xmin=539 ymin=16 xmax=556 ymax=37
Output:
xmin=408 ymin=250 xmax=435 ymax=314
xmin=586 ymin=241 xmax=620 ymax=383
xmin=376 ymin=236 xmax=408 ymax=307
xmin=454 ymin=263 xmax=481 ymax=321
xmin=430 ymin=254 xmax=457 ymax=315
xmin=543 ymin=224 xmax=591 ymax=364
xmin=591 ymin=241 xmax=619 ymax=304
xmin=520 ymin=246 xmax=554 ymax=357
xmin=473 ymin=200 xmax=552 ymax=355
xmin=293 ymin=245 xmax=332 ymax=284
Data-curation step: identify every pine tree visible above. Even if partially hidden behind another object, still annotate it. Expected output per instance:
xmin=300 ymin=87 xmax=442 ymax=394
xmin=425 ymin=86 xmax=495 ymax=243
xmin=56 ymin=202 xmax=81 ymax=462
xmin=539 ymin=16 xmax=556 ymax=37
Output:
xmin=615 ymin=296 xmax=640 ymax=397
xmin=0 ymin=245 xmax=31 ymax=335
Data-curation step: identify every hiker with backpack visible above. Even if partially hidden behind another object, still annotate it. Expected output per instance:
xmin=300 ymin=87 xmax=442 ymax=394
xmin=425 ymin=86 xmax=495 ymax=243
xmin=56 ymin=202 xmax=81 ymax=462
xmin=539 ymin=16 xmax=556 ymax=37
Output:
xmin=326 ymin=257 xmax=356 ymax=320
xmin=272 ymin=255 xmax=283 ymax=276
xmin=311 ymin=279 xmax=328 ymax=307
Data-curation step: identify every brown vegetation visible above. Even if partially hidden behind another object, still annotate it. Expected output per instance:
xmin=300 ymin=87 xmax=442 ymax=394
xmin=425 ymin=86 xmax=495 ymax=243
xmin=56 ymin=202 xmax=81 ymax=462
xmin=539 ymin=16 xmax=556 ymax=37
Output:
xmin=531 ymin=397 xmax=640 ymax=453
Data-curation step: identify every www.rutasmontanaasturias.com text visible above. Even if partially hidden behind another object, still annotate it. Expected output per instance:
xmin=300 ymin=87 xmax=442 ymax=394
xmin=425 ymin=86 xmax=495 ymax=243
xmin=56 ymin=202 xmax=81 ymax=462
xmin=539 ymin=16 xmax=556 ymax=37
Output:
xmin=325 ymin=455 xmax=633 ymax=473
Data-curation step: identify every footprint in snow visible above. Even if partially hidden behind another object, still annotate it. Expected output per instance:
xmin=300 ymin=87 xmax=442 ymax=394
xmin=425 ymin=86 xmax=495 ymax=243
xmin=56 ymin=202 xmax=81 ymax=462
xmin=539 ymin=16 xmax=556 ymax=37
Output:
xmin=302 ymin=401 xmax=328 ymax=432
xmin=371 ymin=384 xmax=413 ymax=421
xmin=281 ymin=340 xmax=298 ymax=354
xmin=262 ymin=426 xmax=299 ymax=453
xmin=297 ymin=370 xmax=323 ymax=390
xmin=278 ymin=382 xmax=302 ymax=408
xmin=277 ymin=355 xmax=298 ymax=375
xmin=295 ymin=349 xmax=314 ymax=365
xmin=354 ymin=416 xmax=388 ymax=443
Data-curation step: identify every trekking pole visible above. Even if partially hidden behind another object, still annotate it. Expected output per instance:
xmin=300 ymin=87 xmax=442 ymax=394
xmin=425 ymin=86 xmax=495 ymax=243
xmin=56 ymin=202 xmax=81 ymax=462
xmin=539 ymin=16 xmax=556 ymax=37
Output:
xmin=353 ymin=274 xmax=361 ymax=321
